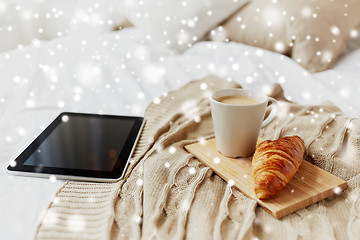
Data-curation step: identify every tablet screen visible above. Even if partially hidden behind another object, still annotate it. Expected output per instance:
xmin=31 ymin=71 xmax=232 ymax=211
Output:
xmin=7 ymin=112 xmax=144 ymax=182
xmin=23 ymin=115 xmax=134 ymax=171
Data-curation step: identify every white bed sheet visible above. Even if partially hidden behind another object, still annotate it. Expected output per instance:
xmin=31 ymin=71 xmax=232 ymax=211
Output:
xmin=1 ymin=27 xmax=360 ymax=239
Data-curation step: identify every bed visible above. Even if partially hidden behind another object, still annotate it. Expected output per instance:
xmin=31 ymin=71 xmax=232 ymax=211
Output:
xmin=1 ymin=0 xmax=360 ymax=239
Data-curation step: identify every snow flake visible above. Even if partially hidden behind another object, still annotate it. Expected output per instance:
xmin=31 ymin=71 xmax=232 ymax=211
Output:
xmin=136 ymin=178 xmax=143 ymax=186
xmin=322 ymin=51 xmax=333 ymax=63
xmin=274 ymin=41 xmax=285 ymax=52
xmin=181 ymin=200 xmax=191 ymax=212
xmin=245 ymin=76 xmax=253 ymax=83
xmin=169 ymin=146 xmax=176 ymax=154
xmin=13 ymin=75 xmax=21 ymax=83
xmin=187 ymin=19 xmax=196 ymax=28
xmin=6 ymin=136 xmax=12 ymax=143
xmin=73 ymin=95 xmax=81 ymax=101
xmin=62 ymin=115 xmax=69 ymax=122
xmin=17 ymin=127 xmax=27 ymax=136
xmin=340 ymin=88 xmax=351 ymax=98
xmin=58 ymin=101 xmax=65 ymax=108
xmin=256 ymin=49 xmax=263 ymax=57
xmin=347 ymin=121 xmax=354 ymax=130
xmin=137 ymin=92 xmax=145 ymax=100
xmin=198 ymin=137 xmax=206 ymax=144
xmin=330 ymin=26 xmax=340 ymax=36
xmin=350 ymin=29 xmax=359 ymax=38
xmin=189 ymin=167 xmax=196 ymax=175
xmin=200 ymin=83 xmax=207 ymax=90
xmin=132 ymin=215 xmax=142 ymax=224
xmin=333 ymin=186 xmax=343 ymax=195
xmin=153 ymin=97 xmax=161 ymax=104
xmin=264 ymin=224 xmax=272 ymax=233
xmin=278 ymin=76 xmax=286 ymax=83
xmin=25 ymin=99 xmax=36 ymax=108
xmin=302 ymin=91 xmax=311 ymax=100
xmin=261 ymin=85 xmax=272 ymax=95
xmin=228 ymin=179 xmax=235 ymax=186
xmin=49 ymin=175 xmax=57 ymax=183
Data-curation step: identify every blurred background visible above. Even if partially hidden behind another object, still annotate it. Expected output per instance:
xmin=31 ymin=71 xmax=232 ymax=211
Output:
xmin=0 ymin=0 xmax=127 ymax=53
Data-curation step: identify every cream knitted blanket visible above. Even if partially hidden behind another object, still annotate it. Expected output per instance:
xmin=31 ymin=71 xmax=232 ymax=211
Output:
xmin=36 ymin=76 xmax=360 ymax=240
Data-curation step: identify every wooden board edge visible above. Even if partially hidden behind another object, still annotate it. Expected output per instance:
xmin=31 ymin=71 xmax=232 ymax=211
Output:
xmin=300 ymin=160 xmax=349 ymax=186
xmin=271 ymin=181 xmax=348 ymax=219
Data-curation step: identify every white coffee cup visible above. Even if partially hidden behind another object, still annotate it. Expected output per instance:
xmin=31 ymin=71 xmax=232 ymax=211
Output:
xmin=210 ymin=89 xmax=278 ymax=158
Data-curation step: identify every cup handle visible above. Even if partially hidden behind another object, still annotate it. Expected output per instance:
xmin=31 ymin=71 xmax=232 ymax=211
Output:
xmin=262 ymin=97 xmax=278 ymax=127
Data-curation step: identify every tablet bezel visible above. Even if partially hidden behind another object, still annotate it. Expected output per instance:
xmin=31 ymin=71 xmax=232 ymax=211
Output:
xmin=7 ymin=112 xmax=144 ymax=182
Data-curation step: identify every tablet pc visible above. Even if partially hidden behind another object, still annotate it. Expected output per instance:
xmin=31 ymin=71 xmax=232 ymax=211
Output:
xmin=7 ymin=112 xmax=144 ymax=182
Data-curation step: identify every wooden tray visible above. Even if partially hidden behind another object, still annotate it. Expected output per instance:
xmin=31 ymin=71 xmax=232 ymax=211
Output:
xmin=184 ymin=138 xmax=348 ymax=219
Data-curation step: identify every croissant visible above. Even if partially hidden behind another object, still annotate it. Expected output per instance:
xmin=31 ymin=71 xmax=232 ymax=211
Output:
xmin=252 ymin=136 xmax=305 ymax=200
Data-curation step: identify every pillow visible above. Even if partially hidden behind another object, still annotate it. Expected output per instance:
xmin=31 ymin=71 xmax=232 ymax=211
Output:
xmin=124 ymin=0 xmax=249 ymax=52
xmin=222 ymin=0 xmax=360 ymax=72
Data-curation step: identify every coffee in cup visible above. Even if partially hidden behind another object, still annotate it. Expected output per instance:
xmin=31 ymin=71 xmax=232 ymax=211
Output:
xmin=217 ymin=95 xmax=260 ymax=105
